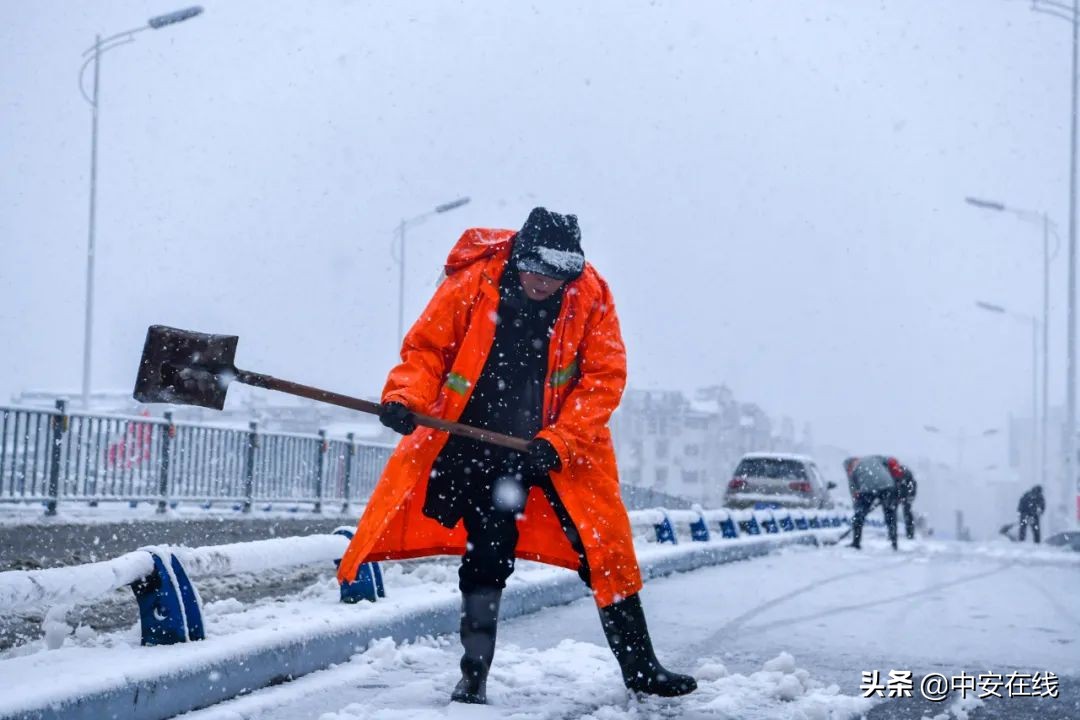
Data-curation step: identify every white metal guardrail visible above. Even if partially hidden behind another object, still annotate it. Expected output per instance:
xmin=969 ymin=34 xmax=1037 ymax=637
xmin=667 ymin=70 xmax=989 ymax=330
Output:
xmin=0 ymin=402 xmax=393 ymax=516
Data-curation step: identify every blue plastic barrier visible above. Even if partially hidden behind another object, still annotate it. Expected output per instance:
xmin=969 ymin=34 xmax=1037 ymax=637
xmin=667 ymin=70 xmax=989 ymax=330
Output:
xmin=793 ymin=512 xmax=809 ymax=531
xmin=759 ymin=511 xmax=780 ymax=534
xmin=332 ymin=528 xmax=386 ymax=603
xmin=341 ymin=562 xmax=385 ymax=603
xmin=718 ymin=513 xmax=739 ymax=539
xmin=131 ymin=549 xmax=204 ymax=646
xmin=654 ymin=513 xmax=678 ymax=544
xmin=778 ymin=513 xmax=795 ymax=532
xmin=689 ymin=513 xmax=710 ymax=542
xmin=738 ymin=514 xmax=762 ymax=535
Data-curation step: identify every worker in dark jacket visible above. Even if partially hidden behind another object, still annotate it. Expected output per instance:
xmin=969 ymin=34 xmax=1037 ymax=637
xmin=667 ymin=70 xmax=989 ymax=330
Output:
xmin=1017 ymin=485 xmax=1045 ymax=543
xmin=887 ymin=457 xmax=918 ymax=540
xmin=843 ymin=455 xmax=899 ymax=550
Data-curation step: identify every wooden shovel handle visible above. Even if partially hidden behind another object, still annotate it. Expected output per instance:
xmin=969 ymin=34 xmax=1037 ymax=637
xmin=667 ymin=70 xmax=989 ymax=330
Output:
xmin=235 ymin=370 xmax=531 ymax=452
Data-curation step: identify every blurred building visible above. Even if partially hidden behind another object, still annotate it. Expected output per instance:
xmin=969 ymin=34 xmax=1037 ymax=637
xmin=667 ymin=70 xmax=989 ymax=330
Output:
xmin=611 ymin=385 xmax=811 ymax=506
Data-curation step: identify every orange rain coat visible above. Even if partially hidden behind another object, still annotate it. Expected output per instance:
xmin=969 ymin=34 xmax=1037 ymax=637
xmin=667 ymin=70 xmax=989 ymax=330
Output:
xmin=337 ymin=227 xmax=643 ymax=608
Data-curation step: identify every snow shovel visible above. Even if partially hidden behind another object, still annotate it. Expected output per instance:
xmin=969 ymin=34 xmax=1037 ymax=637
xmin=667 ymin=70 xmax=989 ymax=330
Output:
xmin=132 ymin=324 xmax=530 ymax=452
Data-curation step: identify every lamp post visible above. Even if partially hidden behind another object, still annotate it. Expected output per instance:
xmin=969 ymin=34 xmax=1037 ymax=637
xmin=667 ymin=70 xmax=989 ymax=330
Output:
xmin=964 ymin=197 xmax=1056 ymax=497
xmin=77 ymin=6 xmax=204 ymax=409
xmin=392 ymin=197 xmax=471 ymax=344
xmin=923 ymin=425 xmax=999 ymax=471
xmin=975 ymin=300 xmax=1040 ymax=485
xmin=1020 ymin=0 xmax=1080 ymax=525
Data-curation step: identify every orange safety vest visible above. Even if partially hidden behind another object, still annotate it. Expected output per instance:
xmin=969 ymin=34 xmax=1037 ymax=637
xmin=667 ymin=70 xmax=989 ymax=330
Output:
xmin=336 ymin=227 xmax=642 ymax=607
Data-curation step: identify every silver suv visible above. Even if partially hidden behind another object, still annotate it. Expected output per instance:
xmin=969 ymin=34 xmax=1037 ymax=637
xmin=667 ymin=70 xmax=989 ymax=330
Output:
xmin=723 ymin=452 xmax=836 ymax=509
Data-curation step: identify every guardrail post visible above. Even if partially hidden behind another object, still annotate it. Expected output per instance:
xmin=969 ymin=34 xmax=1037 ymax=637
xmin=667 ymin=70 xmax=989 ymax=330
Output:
xmin=342 ymin=432 xmax=354 ymax=514
xmin=778 ymin=512 xmax=795 ymax=532
xmin=156 ymin=411 xmax=174 ymax=514
xmin=718 ymin=511 xmax=739 ymax=538
xmin=689 ymin=510 xmax=710 ymax=541
xmin=760 ymin=510 xmax=780 ymax=534
xmin=738 ymin=511 xmax=761 ymax=535
xmin=333 ymin=527 xmax=385 ymax=603
xmin=130 ymin=548 xmax=204 ymax=645
xmin=793 ymin=511 xmax=809 ymax=531
xmin=314 ymin=429 xmax=326 ymax=514
xmin=45 ymin=399 xmax=67 ymax=517
xmin=243 ymin=421 xmax=257 ymax=514
xmin=653 ymin=511 xmax=677 ymax=544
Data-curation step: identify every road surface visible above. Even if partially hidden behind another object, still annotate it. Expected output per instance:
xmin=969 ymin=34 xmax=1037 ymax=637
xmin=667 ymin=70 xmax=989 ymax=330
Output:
xmin=178 ymin=538 xmax=1080 ymax=720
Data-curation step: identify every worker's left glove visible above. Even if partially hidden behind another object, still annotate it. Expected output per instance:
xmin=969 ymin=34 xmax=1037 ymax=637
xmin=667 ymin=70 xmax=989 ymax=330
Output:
xmin=526 ymin=438 xmax=561 ymax=474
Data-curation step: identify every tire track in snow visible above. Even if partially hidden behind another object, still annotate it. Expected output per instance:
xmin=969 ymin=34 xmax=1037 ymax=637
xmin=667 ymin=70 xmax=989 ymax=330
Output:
xmin=732 ymin=561 xmax=1014 ymax=636
xmin=699 ymin=557 xmax=909 ymax=643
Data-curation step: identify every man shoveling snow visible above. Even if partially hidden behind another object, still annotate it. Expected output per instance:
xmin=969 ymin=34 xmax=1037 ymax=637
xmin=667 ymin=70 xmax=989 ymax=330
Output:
xmin=337 ymin=207 xmax=696 ymax=704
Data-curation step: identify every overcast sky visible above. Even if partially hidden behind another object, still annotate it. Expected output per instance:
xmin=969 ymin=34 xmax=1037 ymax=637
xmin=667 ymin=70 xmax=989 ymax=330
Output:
xmin=0 ymin=0 xmax=1073 ymax=469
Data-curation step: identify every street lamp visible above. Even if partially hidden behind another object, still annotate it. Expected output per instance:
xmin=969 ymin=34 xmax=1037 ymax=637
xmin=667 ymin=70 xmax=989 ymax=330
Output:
xmin=1020 ymin=0 xmax=1080 ymax=527
xmin=975 ymin=300 xmax=1040 ymax=485
xmin=77 ymin=6 xmax=204 ymax=409
xmin=923 ymin=425 xmax=999 ymax=470
xmin=392 ymin=197 xmax=471 ymax=344
xmin=965 ymin=197 xmax=1057 ymax=499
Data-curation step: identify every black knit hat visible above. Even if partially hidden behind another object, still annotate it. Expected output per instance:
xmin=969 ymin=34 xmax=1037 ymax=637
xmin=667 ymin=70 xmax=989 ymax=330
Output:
xmin=510 ymin=207 xmax=585 ymax=281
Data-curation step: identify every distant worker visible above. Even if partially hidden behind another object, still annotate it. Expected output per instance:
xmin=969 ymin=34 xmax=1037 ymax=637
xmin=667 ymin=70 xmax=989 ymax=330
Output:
xmin=842 ymin=455 xmax=899 ymax=550
xmin=1017 ymin=485 xmax=1045 ymax=544
xmin=886 ymin=457 xmax=918 ymax=540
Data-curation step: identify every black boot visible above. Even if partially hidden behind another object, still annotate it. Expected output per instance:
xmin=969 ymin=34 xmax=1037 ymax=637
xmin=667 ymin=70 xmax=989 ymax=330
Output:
xmin=598 ymin=594 xmax=697 ymax=697
xmin=451 ymin=587 xmax=501 ymax=704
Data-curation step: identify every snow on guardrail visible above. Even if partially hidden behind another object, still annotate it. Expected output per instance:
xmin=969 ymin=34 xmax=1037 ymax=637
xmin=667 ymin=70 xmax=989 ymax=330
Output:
xmin=0 ymin=506 xmax=849 ymax=650
xmin=0 ymin=534 xmax=353 ymax=615
xmin=0 ymin=551 xmax=155 ymax=615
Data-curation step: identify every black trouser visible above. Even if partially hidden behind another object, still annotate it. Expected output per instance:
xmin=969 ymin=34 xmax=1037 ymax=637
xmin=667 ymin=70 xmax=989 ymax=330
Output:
xmin=1018 ymin=513 xmax=1041 ymax=543
xmin=428 ymin=447 xmax=590 ymax=593
xmin=851 ymin=488 xmax=898 ymax=547
xmin=900 ymin=497 xmax=915 ymax=540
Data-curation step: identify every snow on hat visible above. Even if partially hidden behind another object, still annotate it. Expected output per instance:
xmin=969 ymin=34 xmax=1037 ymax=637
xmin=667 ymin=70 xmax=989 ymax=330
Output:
xmin=511 ymin=207 xmax=585 ymax=281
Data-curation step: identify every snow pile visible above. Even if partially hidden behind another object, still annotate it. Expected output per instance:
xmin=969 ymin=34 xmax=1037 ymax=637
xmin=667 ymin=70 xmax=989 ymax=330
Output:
xmin=175 ymin=533 xmax=349 ymax=578
xmin=694 ymin=652 xmax=873 ymax=720
xmin=192 ymin=638 xmax=871 ymax=720
xmin=628 ymin=508 xmax=667 ymax=526
xmin=700 ymin=508 xmax=735 ymax=523
xmin=921 ymin=694 xmax=985 ymax=720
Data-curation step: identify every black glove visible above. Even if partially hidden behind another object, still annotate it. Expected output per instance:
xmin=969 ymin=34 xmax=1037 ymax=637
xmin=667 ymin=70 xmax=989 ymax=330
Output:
xmin=526 ymin=438 xmax=561 ymax=474
xmin=379 ymin=401 xmax=416 ymax=436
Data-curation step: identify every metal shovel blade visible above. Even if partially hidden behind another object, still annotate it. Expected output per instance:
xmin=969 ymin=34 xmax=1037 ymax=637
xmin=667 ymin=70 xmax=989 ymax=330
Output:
xmin=133 ymin=325 xmax=239 ymax=410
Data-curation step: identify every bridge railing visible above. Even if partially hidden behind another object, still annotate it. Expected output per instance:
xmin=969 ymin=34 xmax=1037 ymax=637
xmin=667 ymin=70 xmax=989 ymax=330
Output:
xmin=0 ymin=401 xmax=393 ymax=515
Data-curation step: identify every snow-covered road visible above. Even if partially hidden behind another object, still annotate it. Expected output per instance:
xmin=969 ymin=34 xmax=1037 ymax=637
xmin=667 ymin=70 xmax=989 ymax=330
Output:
xmin=178 ymin=539 xmax=1080 ymax=720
